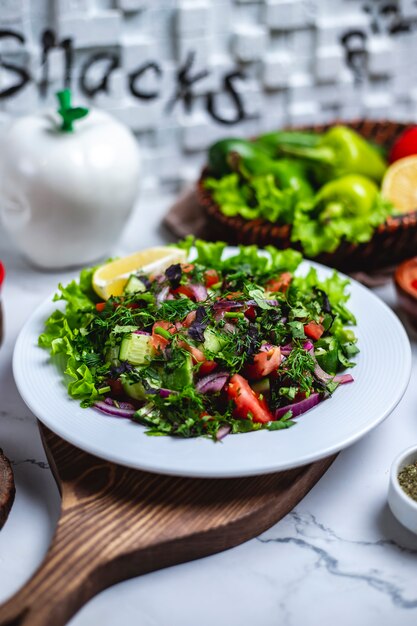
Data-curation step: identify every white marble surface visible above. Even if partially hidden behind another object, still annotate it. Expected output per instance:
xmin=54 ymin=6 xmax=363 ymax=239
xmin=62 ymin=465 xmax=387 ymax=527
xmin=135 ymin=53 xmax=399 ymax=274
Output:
xmin=1 ymin=190 xmax=417 ymax=626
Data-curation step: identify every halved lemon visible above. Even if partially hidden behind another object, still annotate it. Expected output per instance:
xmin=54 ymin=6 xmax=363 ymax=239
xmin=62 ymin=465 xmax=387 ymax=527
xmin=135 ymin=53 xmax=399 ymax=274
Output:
xmin=382 ymin=156 xmax=417 ymax=213
xmin=92 ymin=246 xmax=187 ymax=300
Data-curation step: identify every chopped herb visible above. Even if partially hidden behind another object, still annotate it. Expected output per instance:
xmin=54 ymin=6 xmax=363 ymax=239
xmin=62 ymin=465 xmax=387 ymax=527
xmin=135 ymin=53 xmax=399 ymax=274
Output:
xmin=398 ymin=462 xmax=417 ymax=501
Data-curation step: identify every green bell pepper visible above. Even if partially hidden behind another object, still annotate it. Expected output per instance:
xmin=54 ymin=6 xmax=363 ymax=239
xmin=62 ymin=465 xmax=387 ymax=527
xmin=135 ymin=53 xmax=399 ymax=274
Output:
xmin=279 ymin=126 xmax=387 ymax=183
xmin=255 ymin=130 xmax=321 ymax=156
xmin=208 ymin=137 xmax=314 ymax=199
xmin=208 ymin=138 xmax=269 ymax=177
xmin=291 ymin=174 xmax=393 ymax=257
xmin=316 ymin=174 xmax=379 ymax=222
xmin=234 ymin=153 xmax=314 ymax=200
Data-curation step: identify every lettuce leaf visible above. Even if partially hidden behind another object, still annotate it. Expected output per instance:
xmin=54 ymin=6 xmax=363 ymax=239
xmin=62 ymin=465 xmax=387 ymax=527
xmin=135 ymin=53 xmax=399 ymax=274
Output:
xmin=204 ymin=173 xmax=298 ymax=223
xmin=291 ymin=193 xmax=394 ymax=257
xmin=39 ymin=268 xmax=99 ymax=405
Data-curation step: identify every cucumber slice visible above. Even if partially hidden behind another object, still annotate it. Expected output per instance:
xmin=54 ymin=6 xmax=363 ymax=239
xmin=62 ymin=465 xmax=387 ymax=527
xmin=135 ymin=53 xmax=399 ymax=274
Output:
xmin=123 ymin=380 xmax=146 ymax=401
xmin=164 ymin=354 xmax=193 ymax=390
xmin=251 ymin=378 xmax=270 ymax=394
xmin=203 ymin=328 xmax=225 ymax=354
xmin=119 ymin=333 xmax=154 ymax=365
xmin=124 ymin=275 xmax=147 ymax=295
xmin=134 ymin=403 xmax=161 ymax=424
xmin=105 ymin=345 xmax=120 ymax=366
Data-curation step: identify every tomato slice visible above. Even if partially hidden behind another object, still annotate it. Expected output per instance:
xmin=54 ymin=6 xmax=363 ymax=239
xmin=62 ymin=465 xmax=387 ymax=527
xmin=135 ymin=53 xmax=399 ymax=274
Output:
xmin=244 ymin=346 xmax=282 ymax=380
xmin=266 ymin=272 xmax=292 ymax=293
xmin=244 ymin=305 xmax=257 ymax=321
xmin=151 ymin=320 xmax=176 ymax=352
xmin=198 ymin=360 xmax=217 ymax=376
xmin=178 ymin=340 xmax=217 ymax=374
xmin=204 ymin=269 xmax=220 ymax=288
xmin=182 ymin=310 xmax=197 ymax=327
xmin=304 ymin=321 xmax=324 ymax=341
xmin=178 ymin=339 xmax=205 ymax=363
xmin=172 ymin=284 xmax=195 ymax=299
xmin=181 ymin=263 xmax=195 ymax=274
xmin=106 ymin=378 xmax=124 ymax=396
xmin=227 ymin=374 xmax=273 ymax=423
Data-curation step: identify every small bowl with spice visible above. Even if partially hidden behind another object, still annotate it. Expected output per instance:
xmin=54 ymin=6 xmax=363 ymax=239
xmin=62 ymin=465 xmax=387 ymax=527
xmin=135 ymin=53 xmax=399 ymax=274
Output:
xmin=388 ymin=445 xmax=417 ymax=533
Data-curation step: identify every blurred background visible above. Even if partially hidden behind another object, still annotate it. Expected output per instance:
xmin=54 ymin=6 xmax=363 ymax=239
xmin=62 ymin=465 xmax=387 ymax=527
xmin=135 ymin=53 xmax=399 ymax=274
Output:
xmin=1 ymin=0 xmax=417 ymax=191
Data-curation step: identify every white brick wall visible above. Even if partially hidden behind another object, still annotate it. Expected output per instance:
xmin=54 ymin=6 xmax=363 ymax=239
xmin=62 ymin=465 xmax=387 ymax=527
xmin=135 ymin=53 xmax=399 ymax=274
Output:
xmin=0 ymin=0 xmax=416 ymax=187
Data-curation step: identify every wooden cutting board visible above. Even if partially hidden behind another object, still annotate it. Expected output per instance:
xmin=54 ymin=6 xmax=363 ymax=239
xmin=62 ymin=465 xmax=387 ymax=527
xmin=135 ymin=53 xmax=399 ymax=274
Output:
xmin=0 ymin=423 xmax=336 ymax=626
xmin=0 ymin=449 xmax=15 ymax=530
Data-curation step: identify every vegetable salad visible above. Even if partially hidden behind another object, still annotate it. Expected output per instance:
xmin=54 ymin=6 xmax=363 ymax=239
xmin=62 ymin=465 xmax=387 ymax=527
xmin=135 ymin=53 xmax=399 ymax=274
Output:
xmin=39 ymin=240 xmax=358 ymax=441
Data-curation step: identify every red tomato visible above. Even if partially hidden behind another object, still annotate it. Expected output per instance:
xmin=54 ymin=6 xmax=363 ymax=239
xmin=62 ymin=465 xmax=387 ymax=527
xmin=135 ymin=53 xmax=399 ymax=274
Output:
xmin=389 ymin=127 xmax=417 ymax=163
xmin=204 ymin=269 xmax=220 ymax=288
xmin=223 ymin=291 xmax=242 ymax=300
xmin=244 ymin=346 xmax=282 ymax=380
xmin=151 ymin=320 xmax=176 ymax=352
xmin=181 ymin=263 xmax=195 ymax=273
xmin=178 ymin=340 xmax=216 ymax=374
xmin=172 ymin=284 xmax=195 ymax=299
xmin=199 ymin=360 xmax=217 ymax=376
xmin=304 ymin=321 xmax=324 ymax=341
xmin=96 ymin=301 xmax=139 ymax=312
xmin=226 ymin=374 xmax=273 ymax=423
xmin=266 ymin=272 xmax=292 ymax=293
xmin=106 ymin=378 xmax=124 ymax=396
xmin=178 ymin=339 xmax=205 ymax=363
xmin=0 ymin=261 xmax=5 ymax=288
xmin=244 ymin=305 xmax=257 ymax=321
xmin=182 ymin=310 xmax=197 ymax=327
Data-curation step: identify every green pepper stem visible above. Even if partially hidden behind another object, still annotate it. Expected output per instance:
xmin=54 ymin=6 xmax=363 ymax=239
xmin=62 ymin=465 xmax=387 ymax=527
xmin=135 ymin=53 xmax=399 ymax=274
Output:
xmin=56 ymin=89 xmax=89 ymax=133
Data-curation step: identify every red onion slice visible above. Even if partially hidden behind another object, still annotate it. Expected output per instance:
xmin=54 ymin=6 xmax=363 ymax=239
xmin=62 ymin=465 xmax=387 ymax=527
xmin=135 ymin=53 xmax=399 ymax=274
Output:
xmin=332 ymin=373 xmax=354 ymax=384
xmin=305 ymin=344 xmax=354 ymax=386
xmin=274 ymin=393 xmax=320 ymax=420
xmin=189 ymin=284 xmax=208 ymax=302
xmin=196 ymin=371 xmax=229 ymax=394
xmin=246 ymin=299 xmax=280 ymax=307
xmin=213 ymin=300 xmax=244 ymax=312
xmin=156 ymin=285 xmax=170 ymax=305
xmin=216 ymin=425 xmax=231 ymax=441
xmin=94 ymin=399 xmax=136 ymax=418
xmin=313 ymin=356 xmax=354 ymax=385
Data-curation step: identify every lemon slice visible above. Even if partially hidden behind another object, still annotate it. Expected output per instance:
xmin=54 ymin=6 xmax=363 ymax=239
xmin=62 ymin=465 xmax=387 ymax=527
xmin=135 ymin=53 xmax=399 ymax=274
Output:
xmin=92 ymin=246 xmax=187 ymax=300
xmin=382 ymin=156 xmax=417 ymax=213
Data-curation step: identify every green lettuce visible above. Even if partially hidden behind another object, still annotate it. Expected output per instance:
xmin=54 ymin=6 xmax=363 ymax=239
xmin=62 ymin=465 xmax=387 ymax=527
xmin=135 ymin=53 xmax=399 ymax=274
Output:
xmin=204 ymin=173 xmax=298 ymax=223
xmin=38 ymin=266 xmax=100 ymax=405
xmin=291 ymin=193 xmax=394 ymax=257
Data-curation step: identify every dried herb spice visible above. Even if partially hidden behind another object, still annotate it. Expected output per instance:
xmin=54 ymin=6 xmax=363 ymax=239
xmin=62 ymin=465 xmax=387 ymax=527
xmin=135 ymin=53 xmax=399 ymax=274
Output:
xmin=398 ymin=462 xmax=417 ymax=501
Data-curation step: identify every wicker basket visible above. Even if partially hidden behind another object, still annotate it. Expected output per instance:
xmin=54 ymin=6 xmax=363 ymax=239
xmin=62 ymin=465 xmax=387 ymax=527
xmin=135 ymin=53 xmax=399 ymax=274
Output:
xmin=197 ymin=120 xmax=417 ymax=273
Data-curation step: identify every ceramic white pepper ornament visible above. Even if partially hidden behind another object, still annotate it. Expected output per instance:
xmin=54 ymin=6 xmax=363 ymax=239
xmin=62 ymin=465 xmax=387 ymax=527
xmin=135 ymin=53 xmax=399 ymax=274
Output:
xmin=0 ymin=90 xmax=141 ymax=269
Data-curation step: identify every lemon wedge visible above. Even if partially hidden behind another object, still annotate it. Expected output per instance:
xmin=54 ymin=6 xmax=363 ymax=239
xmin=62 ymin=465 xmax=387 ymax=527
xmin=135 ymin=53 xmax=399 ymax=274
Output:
xmin=382 ymin=156 xmax=417 ymax=213
xmin=92 ymin=246 xmax=187 ymax=300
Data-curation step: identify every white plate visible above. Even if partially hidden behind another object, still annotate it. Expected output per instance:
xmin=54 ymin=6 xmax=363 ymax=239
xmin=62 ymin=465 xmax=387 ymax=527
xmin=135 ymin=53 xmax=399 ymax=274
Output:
xmin=13 ymin=255 xmax=411 ymax=478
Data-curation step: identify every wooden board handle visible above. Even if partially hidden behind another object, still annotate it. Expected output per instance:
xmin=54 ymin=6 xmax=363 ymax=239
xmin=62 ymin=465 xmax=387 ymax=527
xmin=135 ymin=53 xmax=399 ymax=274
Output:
xmin=0 ymin=516 xmax=105 ymax=626
xmin=0 ymin=426 xmax=336 ymax=626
